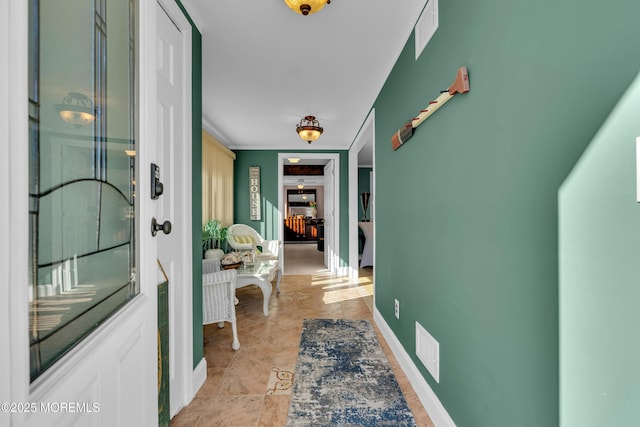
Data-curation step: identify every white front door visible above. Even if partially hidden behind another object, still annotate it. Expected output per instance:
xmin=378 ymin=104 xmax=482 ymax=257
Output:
xmin=155 ymin=0 xmax=193 ymax=417
xmin=2 ymin=1 xmax=158 ymax=426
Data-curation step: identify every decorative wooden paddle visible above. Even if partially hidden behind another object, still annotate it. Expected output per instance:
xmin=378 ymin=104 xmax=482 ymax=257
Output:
xmin=391 ymin=66 xmax=470 ymax=150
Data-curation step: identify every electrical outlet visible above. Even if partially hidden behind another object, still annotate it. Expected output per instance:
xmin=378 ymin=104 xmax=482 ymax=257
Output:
xmin=394 ymin=299 xmax=400 ymax=319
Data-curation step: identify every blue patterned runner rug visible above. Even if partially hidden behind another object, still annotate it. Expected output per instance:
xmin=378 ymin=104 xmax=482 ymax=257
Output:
xmin=287 ymin=319 xmax=417 ymax=427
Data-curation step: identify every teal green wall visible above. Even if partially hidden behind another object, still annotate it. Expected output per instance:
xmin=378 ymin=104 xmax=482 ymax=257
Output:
xmin=175 ymin=0 xmax=203 ymax=368
xmin=233 ymin=150 xmax=350 ymax=267
xmin=373 ymin=0 xmax=640 ymax=425
xmin=233 ymin=151 xmax=280 ymax=240
xmin=559 ymin=71 xmax=640 ymax=426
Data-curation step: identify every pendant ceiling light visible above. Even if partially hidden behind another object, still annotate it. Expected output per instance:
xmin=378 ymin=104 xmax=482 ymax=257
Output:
xmin=284 ymin=0 xmax=331 ymax=16
xmin=296 ymin=115 xmax=323 ymax=144
xmin=56 ymin=92 xmax=96 ymax=126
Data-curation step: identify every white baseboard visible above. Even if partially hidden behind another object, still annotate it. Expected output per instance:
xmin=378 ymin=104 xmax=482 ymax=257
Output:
xmin=192 ymin=357 xmax=207 ymax=397
xmin=373 ymin=308 xmax=456 ymax=427
xmin=171 ymin=358 xmax=207 ymax=419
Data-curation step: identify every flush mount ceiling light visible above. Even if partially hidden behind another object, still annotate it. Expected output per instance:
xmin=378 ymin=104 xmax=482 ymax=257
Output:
xmin=296 ymin=115 xmax=323 ymax=144
xmin=288 ymin=157 xmax=301 ymax=164
xmin=284 ymin=0 xmax=330 ymax=16
xmin=56 ymin=92 xmax=96 ymax=126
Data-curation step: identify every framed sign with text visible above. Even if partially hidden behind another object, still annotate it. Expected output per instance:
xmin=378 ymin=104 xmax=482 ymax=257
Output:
xmin=249 ymin=166 xmax=261 ymax=220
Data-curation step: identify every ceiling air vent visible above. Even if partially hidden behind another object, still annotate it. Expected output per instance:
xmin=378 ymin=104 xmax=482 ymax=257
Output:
xmin=415 ymin=0 xmax=439 ymax=60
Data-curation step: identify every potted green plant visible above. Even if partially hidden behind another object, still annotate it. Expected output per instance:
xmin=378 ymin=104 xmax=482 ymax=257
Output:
xmin=202 ymin=219 xmax=228 ymax=260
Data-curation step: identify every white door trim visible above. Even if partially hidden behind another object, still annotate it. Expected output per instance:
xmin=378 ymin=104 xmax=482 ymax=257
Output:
xmin=3 ymin=1 xmax=30 ymax=424
xmin=323 ymin=160 xmax=337 ymax=271
xmin=278 ymin=152 xmax=341 ymax=274
xmin=0 ymin=0 xmax=11 ymax=419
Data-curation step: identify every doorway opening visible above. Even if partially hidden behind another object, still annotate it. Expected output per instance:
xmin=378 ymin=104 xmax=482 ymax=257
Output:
xmin=277 ymin=153 xmax=341 ymax=275
xmin=349 ymin=109 xmax=375 ymax=278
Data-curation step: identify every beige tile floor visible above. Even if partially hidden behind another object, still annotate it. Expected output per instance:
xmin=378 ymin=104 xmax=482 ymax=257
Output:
xmin=171 ymin=257 xmax=434 ymax=426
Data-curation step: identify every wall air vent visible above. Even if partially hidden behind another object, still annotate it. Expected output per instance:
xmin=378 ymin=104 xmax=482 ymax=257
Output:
xmin=415 ymin=0 xmax=439 ymax=60
xmin=416 ymin=321 xmax=440 ymax=382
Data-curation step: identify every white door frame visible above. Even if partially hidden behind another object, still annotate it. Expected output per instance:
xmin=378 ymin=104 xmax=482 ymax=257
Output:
xmin=277 ymin=152 xmax=341 ymax=275
xmin=348 ymin=109 xmax=375 ymax=278
xmin=1 ymin=2 xmax=27 ymax=425
xmin=155 ymin=0 xmax=195 ymax=416
xmin=323 ymin=161 xmax=336 ymax=271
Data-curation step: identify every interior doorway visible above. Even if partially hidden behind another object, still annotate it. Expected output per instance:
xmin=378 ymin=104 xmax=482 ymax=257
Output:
xmin=278 ymin=153 xmax=341 ymax=275
xmin=349 ymin=109 xmax=375 ymax=278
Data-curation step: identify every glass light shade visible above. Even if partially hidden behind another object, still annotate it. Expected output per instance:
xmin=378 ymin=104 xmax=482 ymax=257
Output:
xmin=56 ymin=92 xmax=96 ymax=126
xmin=298 ymin=128 xmax=322 ymax=142
xmin=58 ymin=109 xmax=95 ymax=126
xmin=296 ymin=115 xmax=323 ymax=143
xmin=284 ymin=0 xmax=329 ymax=16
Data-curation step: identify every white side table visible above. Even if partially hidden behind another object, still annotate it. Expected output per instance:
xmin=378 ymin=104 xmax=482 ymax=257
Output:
xmin=235 ymin=260 xmax=282 ymax=316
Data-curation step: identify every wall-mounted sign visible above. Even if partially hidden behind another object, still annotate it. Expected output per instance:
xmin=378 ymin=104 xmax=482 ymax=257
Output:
xmin=249 ymin=166 xmax=261 ymax=220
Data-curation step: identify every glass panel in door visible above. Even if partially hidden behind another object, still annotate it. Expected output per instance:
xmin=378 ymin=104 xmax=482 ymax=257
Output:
xmin=28 ymin=0 xmax=137 ymax=381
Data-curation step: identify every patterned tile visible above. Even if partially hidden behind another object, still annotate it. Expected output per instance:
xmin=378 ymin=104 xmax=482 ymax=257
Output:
xmin=265 ymin=367 xmax=295 ymax=395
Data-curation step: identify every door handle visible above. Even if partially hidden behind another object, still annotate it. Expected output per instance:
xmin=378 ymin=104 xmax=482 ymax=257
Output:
xmin=151 ymin=217 xmax=172 ymax=236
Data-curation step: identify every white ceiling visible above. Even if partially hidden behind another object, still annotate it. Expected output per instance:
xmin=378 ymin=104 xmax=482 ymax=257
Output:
xmin=181 ymin=0 xmax=428 ymax=165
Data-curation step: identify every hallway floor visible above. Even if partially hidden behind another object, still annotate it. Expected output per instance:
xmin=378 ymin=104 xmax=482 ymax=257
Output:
xmin=171 ymin=246 xmax=433 ymax=426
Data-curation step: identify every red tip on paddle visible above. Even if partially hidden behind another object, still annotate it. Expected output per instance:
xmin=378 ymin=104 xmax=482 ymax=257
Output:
xmin=448 ymin=66 xmax=470 ymax=95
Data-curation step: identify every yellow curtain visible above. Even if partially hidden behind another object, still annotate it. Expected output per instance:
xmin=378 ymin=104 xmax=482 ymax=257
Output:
xmin=202 ymin=130 xmax=235 ymax=227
